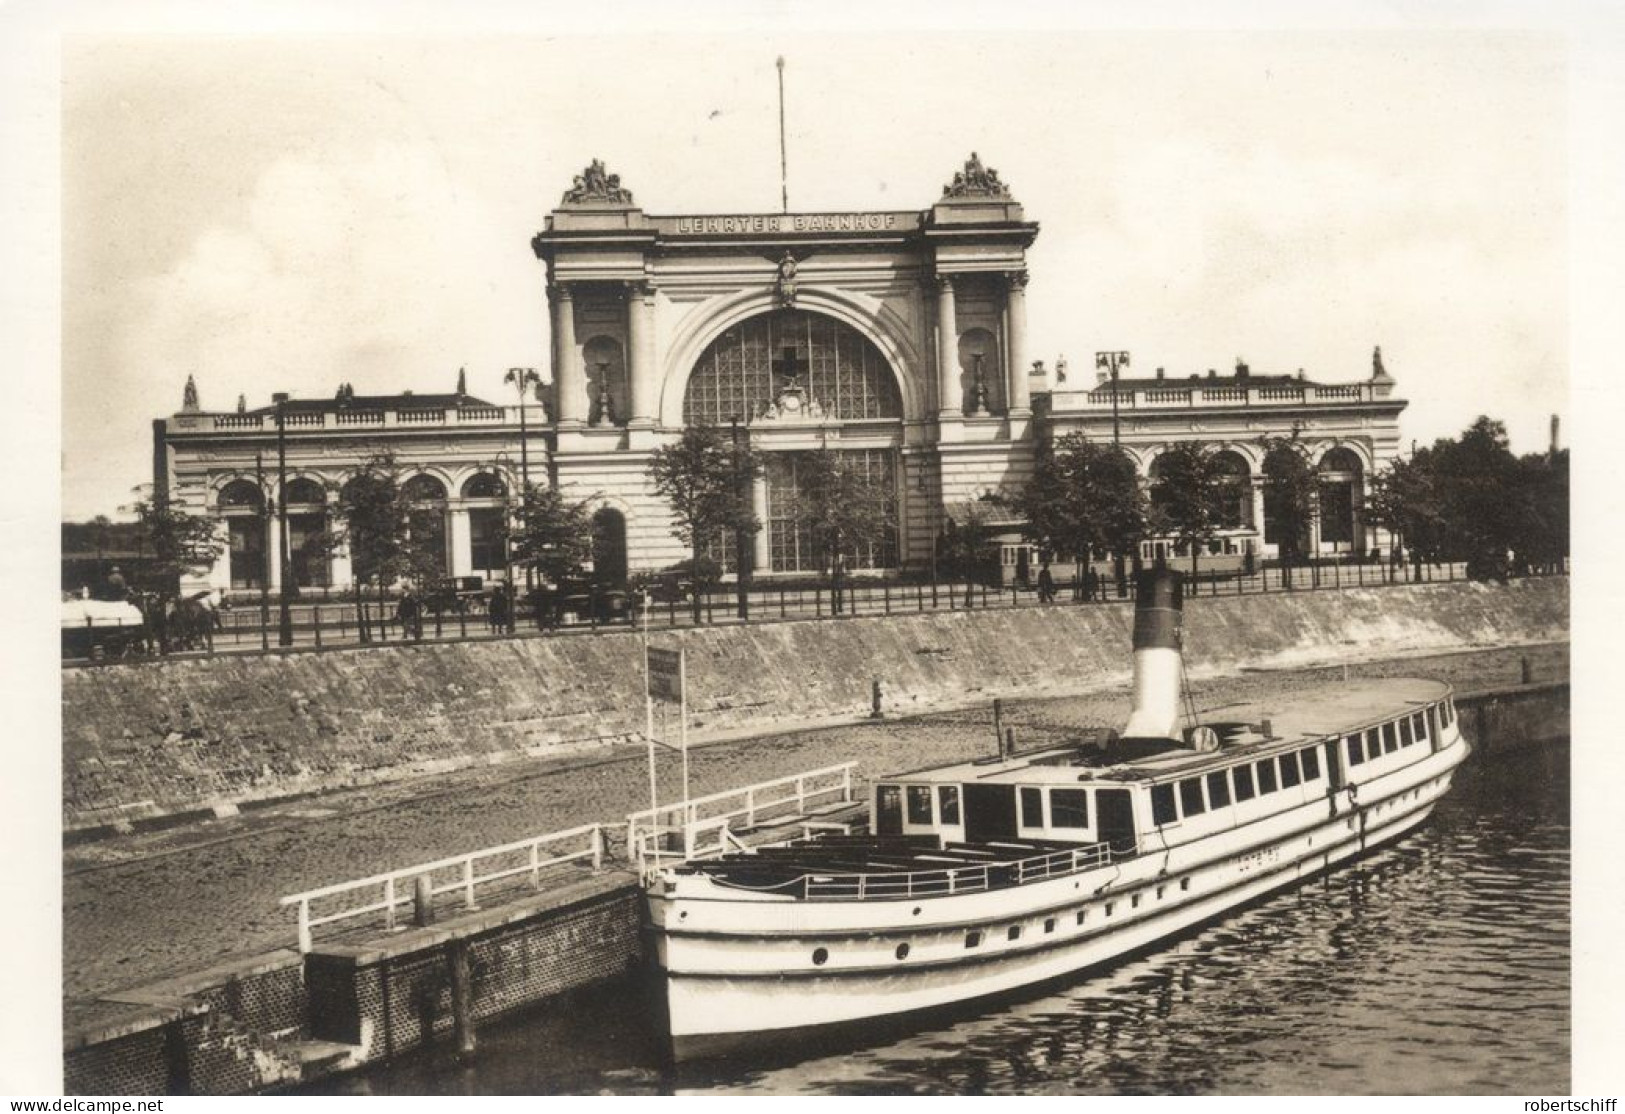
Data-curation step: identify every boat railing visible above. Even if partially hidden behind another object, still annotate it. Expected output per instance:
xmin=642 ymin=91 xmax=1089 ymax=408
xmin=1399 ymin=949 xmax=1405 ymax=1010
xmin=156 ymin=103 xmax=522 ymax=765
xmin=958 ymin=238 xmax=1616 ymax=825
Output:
xmin=791 ymin=840 xmax=1122 ymax=900
xmin=626 ymin=762 xmax=860 ymax=881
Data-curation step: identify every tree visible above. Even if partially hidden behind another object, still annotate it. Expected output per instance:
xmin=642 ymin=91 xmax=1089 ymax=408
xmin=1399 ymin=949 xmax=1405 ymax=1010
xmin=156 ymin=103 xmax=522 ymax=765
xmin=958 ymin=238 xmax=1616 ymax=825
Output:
xmin=125 ymin=491 xmax=227 ymax=601
xmin=1365 ymin=453 xmax=1446 ymax=568
xmin=1147 ymin=441 xmax=1228 ymax=579
xmin=509 ymin=482 xmax=595 ymax=592
xmin=938 ymin=500 xmax=1001 ymax=606
xmin=1258 ymin=430 xmax=1318 ymax=586
xmin=649 ymin=426 xmax=761 ymax=622
xmin=318 ymin=453 xmax=442 ymax=638
xmin=1000 ymin=432 xmax=1146 ymax=598
xmin=790 ymin=448 xmax=893 ymax=577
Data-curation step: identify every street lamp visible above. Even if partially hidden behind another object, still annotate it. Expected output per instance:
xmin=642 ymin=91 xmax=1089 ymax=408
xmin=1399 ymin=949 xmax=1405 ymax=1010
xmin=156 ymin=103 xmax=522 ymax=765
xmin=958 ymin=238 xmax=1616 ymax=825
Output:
xmin=1095 ymin=351 xmax=1131 ymax=596
xmin=731 ymin=415 xmax=751 ymax=621
xmin=505 ymin=367 xmax=542 ymax=599
xmin=275 ymin=396 xmax=294 ymax=647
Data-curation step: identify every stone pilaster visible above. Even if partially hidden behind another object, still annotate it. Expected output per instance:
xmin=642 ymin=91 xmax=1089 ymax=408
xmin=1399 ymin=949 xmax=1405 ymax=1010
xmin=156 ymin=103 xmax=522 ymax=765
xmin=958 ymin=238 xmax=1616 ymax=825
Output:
xmin=449 ymin=508 xmax=473 ymax=577
xmin=626 ymin=281 xmax=657 ymax=426
xmin=751 ymin=471 xmax=770 ymax=572
xmin=936 ymin=275 xmax=960 ymax=417
xmin=551 ymin=283 xmax=585 ymax=426
xmin=1005 ymin=270 xmax=1030 ymax=415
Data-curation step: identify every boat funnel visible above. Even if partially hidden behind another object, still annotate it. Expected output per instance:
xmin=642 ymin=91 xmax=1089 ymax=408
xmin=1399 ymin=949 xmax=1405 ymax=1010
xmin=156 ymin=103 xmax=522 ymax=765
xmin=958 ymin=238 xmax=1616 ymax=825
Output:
xmin=1122 ymin=567 xmax=1185 ymax=741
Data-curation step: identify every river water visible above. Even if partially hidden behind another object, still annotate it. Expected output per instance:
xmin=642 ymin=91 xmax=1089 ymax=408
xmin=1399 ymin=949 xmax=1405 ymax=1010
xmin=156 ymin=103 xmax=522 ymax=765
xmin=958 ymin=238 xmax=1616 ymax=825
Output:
xmin=321 ymin=738 xmax=1569 ymax=1096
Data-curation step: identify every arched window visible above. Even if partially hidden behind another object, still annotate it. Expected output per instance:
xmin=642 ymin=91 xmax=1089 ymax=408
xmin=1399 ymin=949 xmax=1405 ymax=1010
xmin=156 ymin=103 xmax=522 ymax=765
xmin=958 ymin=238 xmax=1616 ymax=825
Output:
xmin=218 ymin=479 xmax=264 ymax=511
xmin=1318 ymin=447 xmax=1364 ymax=548
xmin=684 ymin=310 xmax=902 ymax=425
xmin=461 ymin=472 xmax=507 ymax=500
xmin=402 ymin=474 xmax=448 ymax=503
xmin=591 ymin=507 xmax=628 ymax=586
xmin=957 ymin=327 xmax=1004 ymax=414
xmin=1213 ymin=450 xmax=1252 ymax=530
xmin=284 ymin=477 xmax=326 ymax=506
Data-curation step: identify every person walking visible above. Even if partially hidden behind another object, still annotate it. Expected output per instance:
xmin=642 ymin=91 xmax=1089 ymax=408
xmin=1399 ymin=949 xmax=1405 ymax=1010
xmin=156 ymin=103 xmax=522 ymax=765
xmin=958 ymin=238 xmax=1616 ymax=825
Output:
xmin=397 ymin=587 xmax=422 ymax=641
xmin=1036 ymin=563 xmax=1055 ymax=604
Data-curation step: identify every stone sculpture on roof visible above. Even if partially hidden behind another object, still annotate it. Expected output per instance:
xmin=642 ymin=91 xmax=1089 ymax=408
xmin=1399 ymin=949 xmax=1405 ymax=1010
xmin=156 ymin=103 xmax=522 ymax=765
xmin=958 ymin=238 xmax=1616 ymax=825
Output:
xmin=942 ymin=151 xmax=1011 ymax=199
xmin=562 ymin=158 xmax=635 ymax=205
xmin=182 ymin=374 xmax=199 ymax=412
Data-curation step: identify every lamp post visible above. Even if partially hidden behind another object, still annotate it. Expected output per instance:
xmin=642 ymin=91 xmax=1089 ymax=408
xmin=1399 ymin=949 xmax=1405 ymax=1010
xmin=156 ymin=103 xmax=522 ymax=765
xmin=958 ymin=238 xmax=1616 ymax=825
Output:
xmin=275 ymin=397 xmax=294 ymax=647
xmin=254 ymin=451 xmax=271 ymax=652
xmin=1095 ymin=351 xmax=1131 ymax=596
xmin=505 ymin=367 xmax=542 ymax=600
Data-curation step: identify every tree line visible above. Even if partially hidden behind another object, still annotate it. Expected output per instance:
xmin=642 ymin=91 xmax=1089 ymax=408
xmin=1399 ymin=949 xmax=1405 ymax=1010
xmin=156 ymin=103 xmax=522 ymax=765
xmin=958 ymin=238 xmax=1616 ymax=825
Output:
xmin=107 ymin=413 xmax=1566 ymax=620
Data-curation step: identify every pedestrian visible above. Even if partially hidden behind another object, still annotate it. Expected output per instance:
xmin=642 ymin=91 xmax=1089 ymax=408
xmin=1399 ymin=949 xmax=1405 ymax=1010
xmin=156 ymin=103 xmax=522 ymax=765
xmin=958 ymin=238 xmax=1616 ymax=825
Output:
xmin=1083 ymin=566 xmax=1099 ymax=603
xmin=1242 ymin=541 xmax=1256 ymax=578
xmin=397 ymin=587 xmax=422 ymax=641
xmin=1036 ymin=563 xmax=1055 ymax=603
xmin=831 ymin=556 xmax=846 ymax=616
xmin=488 ymin=589 xmax=510 ymax=634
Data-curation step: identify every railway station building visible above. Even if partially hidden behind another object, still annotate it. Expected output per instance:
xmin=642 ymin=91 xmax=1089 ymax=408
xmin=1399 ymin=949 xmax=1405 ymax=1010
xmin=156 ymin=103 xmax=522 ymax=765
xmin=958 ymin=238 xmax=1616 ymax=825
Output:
xmin=153 ymin=155 xmax=1407 ymax=597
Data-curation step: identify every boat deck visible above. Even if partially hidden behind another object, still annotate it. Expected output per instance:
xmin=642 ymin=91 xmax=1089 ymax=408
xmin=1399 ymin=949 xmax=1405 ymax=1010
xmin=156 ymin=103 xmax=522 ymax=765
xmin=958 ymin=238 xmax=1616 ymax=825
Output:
xmin=675 ymin=833 xmax=1119 ymax=899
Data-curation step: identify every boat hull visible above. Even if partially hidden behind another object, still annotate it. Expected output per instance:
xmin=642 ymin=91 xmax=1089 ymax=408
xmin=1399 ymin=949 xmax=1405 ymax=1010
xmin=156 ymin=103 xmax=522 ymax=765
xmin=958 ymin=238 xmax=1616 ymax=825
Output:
xmin=650 ymin=734 xmax=1467 ymax=1058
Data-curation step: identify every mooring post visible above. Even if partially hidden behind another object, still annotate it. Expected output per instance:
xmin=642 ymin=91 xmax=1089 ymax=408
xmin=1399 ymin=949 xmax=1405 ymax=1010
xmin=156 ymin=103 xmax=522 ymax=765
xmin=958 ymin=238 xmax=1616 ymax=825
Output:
xmin=1006 ymin=726 xmax=1015 ymax=756
xmin=993 ymin=698 xmax=1005 ymax=757
xmin=871 ymin=678 xmax=883 ymax=719
xmin=448 ymin=939 xmax=476 ymax=1062
xmin=1521 ymin=656 xmax=1534 ymax=685
xmin=413 ymin=874 xmax=434 ymax=928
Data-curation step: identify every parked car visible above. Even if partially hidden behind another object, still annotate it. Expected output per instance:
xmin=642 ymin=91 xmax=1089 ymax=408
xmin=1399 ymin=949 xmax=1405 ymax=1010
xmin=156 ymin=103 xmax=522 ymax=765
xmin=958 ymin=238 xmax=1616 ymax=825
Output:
xmin=426 ymin=576 xmax=486 ymax=614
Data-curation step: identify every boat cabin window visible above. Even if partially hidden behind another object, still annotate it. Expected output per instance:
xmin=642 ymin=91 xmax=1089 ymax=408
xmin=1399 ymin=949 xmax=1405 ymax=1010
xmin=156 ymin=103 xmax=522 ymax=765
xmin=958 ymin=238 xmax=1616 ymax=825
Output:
xmin=876 ymin=785 xmax=903 ymax=835
xmin=1399 ymin=717 xmax=1414 ymax=747
xmin=1256 ymin=758 xmax=1279 ymax=794
xmin=1151 ymin=784 xmax=1178 ymax=825
xmin=1381 ymin=722 xmax=1399 ymax=753
xmin=1346 ymin=734 xmax=1365 ymax=766
xmin=938 ymin=785 xmax=962 ymax=826
xmin=1019 ymin=786 xmax=1045 ymax=828
xmin=1233 ymin=764 xmax=1256 ymax=801
xmin=1365 ymin=727 xmax=1381 ymax=759
xmin=1279 ymin=752 xmax=1302 ymax=788
xmin=1443 ymin=698 xmax=1456 ymax=727
xmin=1412 ymin=712 xmax=1428 ymax=743
xmin=1050 ymin=788 xmax=1089 ymax=828
xmin=1179 ymin=777 xmax=1206 ymax=817
xmin=906 ymin=785 xmax=933 ymax=825
xmin=1301 ymin=747 xmax=1321 ymax=781
xmin=1206 ymin=771 xmax=1231 ymax=808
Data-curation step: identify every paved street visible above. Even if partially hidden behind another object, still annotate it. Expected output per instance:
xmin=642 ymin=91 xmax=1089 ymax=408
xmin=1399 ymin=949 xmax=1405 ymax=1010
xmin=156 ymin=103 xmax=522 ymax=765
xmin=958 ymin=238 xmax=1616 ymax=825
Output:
xmin=62 ymin=641 xmax=1567 ymax=1004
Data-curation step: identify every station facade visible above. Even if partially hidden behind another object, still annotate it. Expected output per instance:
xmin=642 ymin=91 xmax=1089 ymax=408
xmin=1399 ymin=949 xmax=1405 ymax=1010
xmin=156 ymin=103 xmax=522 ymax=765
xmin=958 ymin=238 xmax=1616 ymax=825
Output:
xmin=154 ymin=155 xmax=1406 ymax=596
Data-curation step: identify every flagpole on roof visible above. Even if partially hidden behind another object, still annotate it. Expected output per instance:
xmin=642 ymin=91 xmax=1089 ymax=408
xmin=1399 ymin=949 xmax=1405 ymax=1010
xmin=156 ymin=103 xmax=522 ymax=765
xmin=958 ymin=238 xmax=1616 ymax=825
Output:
xmin=777 ymin=56 xmax=789 ymax=214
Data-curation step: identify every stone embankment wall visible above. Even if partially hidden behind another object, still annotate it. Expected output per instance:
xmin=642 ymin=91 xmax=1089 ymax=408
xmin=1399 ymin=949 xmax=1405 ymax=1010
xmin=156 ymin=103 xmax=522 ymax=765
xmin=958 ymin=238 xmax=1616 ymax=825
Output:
xmin=62 ymin=578 xmax=1568 ymax=831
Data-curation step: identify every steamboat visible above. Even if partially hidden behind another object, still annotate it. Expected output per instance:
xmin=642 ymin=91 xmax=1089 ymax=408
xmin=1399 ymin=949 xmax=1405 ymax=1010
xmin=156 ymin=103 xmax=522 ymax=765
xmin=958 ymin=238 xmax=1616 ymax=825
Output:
xmin=642 ymin=568 xmax=1470 ymax=1059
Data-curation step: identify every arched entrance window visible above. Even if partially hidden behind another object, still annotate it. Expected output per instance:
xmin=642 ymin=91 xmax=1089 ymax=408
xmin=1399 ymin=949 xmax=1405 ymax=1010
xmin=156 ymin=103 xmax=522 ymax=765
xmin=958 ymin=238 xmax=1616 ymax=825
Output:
xmin=591 ymin=508 xmax=628 ymax=587
xmin=1213 ymin=451 xmax=1252 ymax=530
xmin=765 ymin=450 xmax=898 ymax=573
xmin=283 ymin=477 xmax=329 ymax=588
xmin=1318 ymin=447 xmax=1364 ymax=550
xmin=402 ymin=474 xmax=449 ymax=578
xmin=684 ymin=309 xmax=902 ymax=425
xmin=218 ymin=479 xmax=266 ymax=590
xmin=957 ymin=327 xmax=1004 ymax=415
xmin=461 ymin=472 xmax=509 ymax=576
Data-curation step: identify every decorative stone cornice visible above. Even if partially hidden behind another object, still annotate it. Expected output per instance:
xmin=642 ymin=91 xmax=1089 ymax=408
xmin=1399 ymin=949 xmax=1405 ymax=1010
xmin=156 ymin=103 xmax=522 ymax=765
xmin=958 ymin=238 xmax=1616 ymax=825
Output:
xmin=1006 ymin=269 xmax=1029 ymax=291
xmin=942 ymin=152 xmax=1011 ymax=199
xmin=561 ymin=158 xmax=635 ymax=206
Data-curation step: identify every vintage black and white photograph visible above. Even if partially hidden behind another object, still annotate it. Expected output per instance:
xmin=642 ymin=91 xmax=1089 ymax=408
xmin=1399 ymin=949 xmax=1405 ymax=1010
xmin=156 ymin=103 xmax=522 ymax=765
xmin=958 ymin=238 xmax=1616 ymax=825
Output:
xmin=7 ymin=0 xmax=1616 ymax=1099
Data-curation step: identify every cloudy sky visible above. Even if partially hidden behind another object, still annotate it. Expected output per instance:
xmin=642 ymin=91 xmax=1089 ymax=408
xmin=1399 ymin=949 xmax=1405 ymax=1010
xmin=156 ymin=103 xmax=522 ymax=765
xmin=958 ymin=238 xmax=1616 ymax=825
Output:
xmin=60 ymin=23 xmax=1567 ymax=518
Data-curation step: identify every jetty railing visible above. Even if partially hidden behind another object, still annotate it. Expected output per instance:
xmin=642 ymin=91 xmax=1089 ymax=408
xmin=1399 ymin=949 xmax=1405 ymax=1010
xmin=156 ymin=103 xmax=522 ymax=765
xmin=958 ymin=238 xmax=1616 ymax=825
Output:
xmin=280 ymin=822 xmax=606 ymax=953
xmin=791 ymin=840 xmax=1120 ymax=900
xmin=627 ymin=762 xmax=860 ymax=880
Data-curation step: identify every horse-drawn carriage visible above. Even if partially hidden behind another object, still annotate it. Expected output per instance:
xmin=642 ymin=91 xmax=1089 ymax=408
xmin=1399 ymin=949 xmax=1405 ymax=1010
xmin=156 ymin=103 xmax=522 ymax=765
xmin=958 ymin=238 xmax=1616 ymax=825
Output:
xmin=61 ymin=598 xmax=147 ymax=660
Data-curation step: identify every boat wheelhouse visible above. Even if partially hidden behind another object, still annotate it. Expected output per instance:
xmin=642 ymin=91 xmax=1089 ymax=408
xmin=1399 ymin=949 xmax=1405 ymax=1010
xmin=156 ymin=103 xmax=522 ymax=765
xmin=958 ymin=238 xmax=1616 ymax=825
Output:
xmin=642 ymin=570 xmax=1471 ymax=1059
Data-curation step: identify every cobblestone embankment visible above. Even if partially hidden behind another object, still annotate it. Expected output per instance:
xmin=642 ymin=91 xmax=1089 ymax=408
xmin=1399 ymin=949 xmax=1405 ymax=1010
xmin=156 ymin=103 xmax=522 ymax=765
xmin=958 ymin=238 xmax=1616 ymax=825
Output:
xmin=63 ymin=640 xmax=1568 ymax=1003
xmin=62 ymin=578 xmax=1568 ymax=831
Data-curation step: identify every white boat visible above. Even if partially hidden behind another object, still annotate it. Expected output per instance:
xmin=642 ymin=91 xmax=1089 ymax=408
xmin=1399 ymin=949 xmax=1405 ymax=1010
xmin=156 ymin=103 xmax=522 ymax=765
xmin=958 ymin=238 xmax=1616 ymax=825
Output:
xmin=642 ymin=568 xmax=1471 ymax=1060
